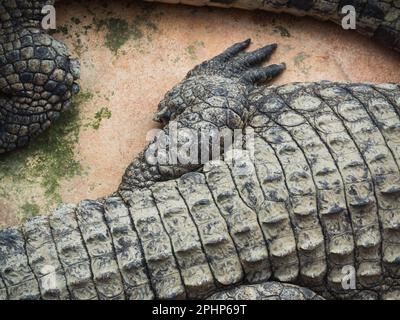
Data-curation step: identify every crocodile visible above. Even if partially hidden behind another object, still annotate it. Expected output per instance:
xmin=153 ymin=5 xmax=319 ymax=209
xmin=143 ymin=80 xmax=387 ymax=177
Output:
xmin=0 ymin=0 xmax=400 ymax=300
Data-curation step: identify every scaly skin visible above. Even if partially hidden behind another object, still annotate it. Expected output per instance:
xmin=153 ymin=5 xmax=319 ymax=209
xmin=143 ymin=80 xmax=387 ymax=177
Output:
xmin=1 ymin=72 xmax=400 ymax=300
xmin=1 ymin=121 xmax=399 ymax=299
xmin=147 ymin=0 xmax=400 ymax=52
xmin=207 ymin=282 xmax=323 ymax=300
xmin=0 ymin=0 xmax=80 ymax=153
xmin=0 ymin=1 xmax=400 ymax=300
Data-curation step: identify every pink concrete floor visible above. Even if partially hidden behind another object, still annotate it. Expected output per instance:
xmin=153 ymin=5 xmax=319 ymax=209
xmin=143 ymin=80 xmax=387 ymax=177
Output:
xmin=0 ymin=0 xmax=399 ymax=226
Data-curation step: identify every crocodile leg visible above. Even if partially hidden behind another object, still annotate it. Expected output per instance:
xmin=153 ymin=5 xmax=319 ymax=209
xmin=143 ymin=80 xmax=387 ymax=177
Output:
xmin=119 ymin=41 xmax=285 ymax=194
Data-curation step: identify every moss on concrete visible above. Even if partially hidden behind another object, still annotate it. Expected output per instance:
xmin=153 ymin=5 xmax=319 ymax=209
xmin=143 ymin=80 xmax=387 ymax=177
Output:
xmin=0 ymin=90 xmax=93 ymax=216
xmin=93 ymin=7 xmax=159 ymax=54
xmin=274 ymin=25 xmax=291 ymax=37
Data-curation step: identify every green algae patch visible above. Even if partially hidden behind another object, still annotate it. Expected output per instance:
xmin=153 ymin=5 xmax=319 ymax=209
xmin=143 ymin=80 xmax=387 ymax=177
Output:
xmin=72 ymin=33 xmax=86 ymax=57
xmin=96 ymin=18 xmax=134 ymax=54
xmin=28 ymin=94 xmax=85 ymax=200
xmin=0 ymin=90 xmax=93 ymax=219
xmin=18 ymin=202 xmax=41 ymax=223
xmin=273 ymin=25 xmax=291 ymax=37
xmin=71 ymin=17 xmax=82 ymax=25
xmin=186 ymin=41 xmax=205 ymax=61
xmin=93 ymin=10 xmax=158 ymax=54
xmin=85 ymin=107 xmax=112 ymax=130
xmin=294 ymin=52 xmax=311 ymax=75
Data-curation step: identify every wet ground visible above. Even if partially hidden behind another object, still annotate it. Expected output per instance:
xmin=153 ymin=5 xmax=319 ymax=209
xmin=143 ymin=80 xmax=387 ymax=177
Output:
xmin=0 ymin=0 xmax=399 ymax=226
